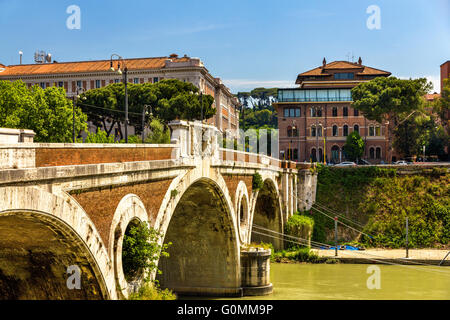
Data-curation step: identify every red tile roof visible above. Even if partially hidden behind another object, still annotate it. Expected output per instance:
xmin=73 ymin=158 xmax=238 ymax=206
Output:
xmin=297 ymin=60 xmax=391 ymax=77
xmin=0 ymin=56 xmax=191 ymax=77
xmin=425 ymin=93 xmax=441 ymax=101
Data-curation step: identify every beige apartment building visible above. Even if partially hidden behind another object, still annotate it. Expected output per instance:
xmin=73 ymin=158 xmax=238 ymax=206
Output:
xmin=0 ymin=53 xmax=240 ymax=135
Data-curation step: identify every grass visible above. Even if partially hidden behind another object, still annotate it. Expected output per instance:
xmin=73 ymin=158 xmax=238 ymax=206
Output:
xmin=127 ymin=282 xmax=176 ymax=300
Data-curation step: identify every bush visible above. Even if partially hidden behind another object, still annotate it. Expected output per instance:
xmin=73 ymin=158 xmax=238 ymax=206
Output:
xmin=85 ymin=129 xmax=116 ymax=144
xmin=122 ymin=221 xmax=171 ymax=282
xmin=128 ymin=282 xmax=176 ymax=300
xmin=252 ymin=173 xmax=264 ymax=190
xmin=285 ymin=213 xmax=314 ymax=249
xmin=144 ymin=119 xmax=171 ymax=144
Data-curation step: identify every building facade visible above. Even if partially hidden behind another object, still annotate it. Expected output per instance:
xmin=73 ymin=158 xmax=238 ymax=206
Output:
xmin=274 ymin=58 xmax=392 ymax=164
xmin=0 ymin=54 xmax=240 ymax=135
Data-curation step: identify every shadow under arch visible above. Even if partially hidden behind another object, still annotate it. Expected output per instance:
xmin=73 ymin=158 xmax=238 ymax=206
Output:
xmin=0 ymin=211 xmax=107 ymax=300
xmin=251 ymin=179 xmax=283 ymax=250
xmin=156 ymin=178 xmax=241 ymax=297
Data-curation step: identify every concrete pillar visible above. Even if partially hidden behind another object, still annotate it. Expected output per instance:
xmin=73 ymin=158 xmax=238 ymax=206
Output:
xmin=240 ymin=248 xmax=273 ymax=296
xmin=297 ymin=169 xmax=318 ymax=211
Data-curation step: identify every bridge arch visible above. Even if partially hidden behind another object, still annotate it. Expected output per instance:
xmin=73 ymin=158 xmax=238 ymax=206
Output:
xmin=250 ymin=177 xmax=284 ymax=250
xmin=156 ymin=175 xmax=241 ymax=297
xmin=0 ymin=187 xmax=114 ymax=300
xmin=109 ymin=194 xmax=149 ymax=299
xmin=235 ymin=181 xmax=250 ymax=244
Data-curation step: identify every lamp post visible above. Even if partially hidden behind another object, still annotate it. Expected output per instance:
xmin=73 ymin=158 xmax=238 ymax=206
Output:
xmin=142 ymin=105 xmax=153 ymax=143
xmin=109 ymin=54 xmax=129 ymax=143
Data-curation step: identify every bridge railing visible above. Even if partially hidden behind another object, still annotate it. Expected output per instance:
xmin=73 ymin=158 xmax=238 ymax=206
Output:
xmin=0 ymin=143 xmax=178 ymax=169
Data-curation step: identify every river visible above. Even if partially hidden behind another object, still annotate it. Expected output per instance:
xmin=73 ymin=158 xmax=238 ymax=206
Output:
xmin=236 ymin=263 xmax=450 ymax=300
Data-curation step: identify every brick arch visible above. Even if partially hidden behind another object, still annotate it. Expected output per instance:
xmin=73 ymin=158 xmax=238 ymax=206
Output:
xmin=109 ymin=194 xmax=149 ymax=299
xmin=0 ymin=187 xmax=115 ymax=300
xmin=235 ymin=181 xmax=250 ymax=244
xmin=249 ymin=176 xmax=284 ymax=250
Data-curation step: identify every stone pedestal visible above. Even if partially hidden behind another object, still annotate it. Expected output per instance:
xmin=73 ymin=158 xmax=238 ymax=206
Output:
xmin=240 ymin=248 xmax=273 ymax=296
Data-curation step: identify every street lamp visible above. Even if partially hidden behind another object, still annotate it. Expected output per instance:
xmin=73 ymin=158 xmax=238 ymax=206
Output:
xmin=109 ymin=54 xmax=129 ymax=143
xmin=142 ymin=105 xmax=153 ymax=143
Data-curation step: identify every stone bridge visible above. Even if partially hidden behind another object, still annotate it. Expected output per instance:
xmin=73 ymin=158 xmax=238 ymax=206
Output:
xmin=0 ymin=121 xmax=317 ymax=300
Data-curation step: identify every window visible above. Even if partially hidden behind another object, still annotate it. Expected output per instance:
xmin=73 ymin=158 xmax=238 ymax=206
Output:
xmin=333 ymin=125 xmax=338 ymax=137
xmin=133 ymin=78 xmax=139 ymax=84
xmin=76 ymin=81 xmax=82 ymax=89
xmin=354 ymin=125 xmax=359 ymax=134
xmin=334 ymin=73 xmax=355 ymax=80
xmin=311 ymin=126 xmax=316 ymax=137
xmin=375 ymin=126 xmax=381 ymax=136
xmin=310 ymin=108 xmax=316 ymax=117
xmin=40 ymin=82 xmax=46 ymax=89
xmin=369 ymin=126 xmax=375 ymax=136
xmin=318 ymin=149 xmax=323 ymax=163
xmin=311 ymin=148 xmax=317 ymax=162
xmin=317 ymin=126 xmax=323 ymax=137
xmin=284 ymin=108 xmax=301 ymax=118
xmin=114 ymin=79 xmax=121 ymax=84
xmin=317 ymin=108 xmax=322 ymax=117
xmin=343 ymin=107 xmax=349 ymax=117
xmin=354 ymin=109 xmax=359 ymax=116
xmin=287 ymin=126 xmax=293 ymax=137
xmin=343 ymin=125 xmax=349 ymax=136
xmin=95 ymin=80 xmax=101 ymax=88
xmin=376 ymin=147 xmax=381 ymax=159
xmin=58 ymin=81 xmax=64 ymax=88
xmin=153 ymin=77 xmax=159 ymax=83
xmin=332 ymin=107 xmax=338 ymax=117
xmin=370 ymin=148 xmax=375 ymax=159
xmin=292 ymin=126 xmax=298 ymax=137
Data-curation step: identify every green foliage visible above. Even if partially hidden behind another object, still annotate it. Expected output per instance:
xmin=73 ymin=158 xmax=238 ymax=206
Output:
xmin=128 ymin=282 xmax=176 ymax=300
xmin=85 ymin=129 xmax=116 ymax=143
xmin=315 ymin=165 xmax=450 ymax=248
xmin=285 ymin=213 xmax=314 ymax=249
xmin=351 ymin=77 xmax=432 ymax=123
xmin=271 ymin=247 xmax=322 ymax=263
xmin=0 ymin=80 xmax=87 ymax=142
xmin=144 ymin=119 xmax=171 ymax=144
xmin=79 ymin=79 xmax=216 ymax=139
xmin=342 ymin=131 xmax=365 ymax=161
xmin=122 ymin=221 xmax=171 ymax=282
xmin=252 ymin=173 xmax=264 ymax=190
xmin=237 ymin=87 xmax=278 ymax=130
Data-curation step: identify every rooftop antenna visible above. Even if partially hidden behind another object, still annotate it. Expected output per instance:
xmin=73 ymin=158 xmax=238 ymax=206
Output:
xmin=19 ymin=51 xmax=23 ymax=64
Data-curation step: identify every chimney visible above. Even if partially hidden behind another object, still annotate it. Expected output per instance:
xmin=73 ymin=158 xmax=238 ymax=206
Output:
xmin=358 ymin=57 xmax=362 ymax=66
xmin=169 ymin=53 xmax=179 ymax=59
xmin=322 ymin=58 xmax=327 ymax=68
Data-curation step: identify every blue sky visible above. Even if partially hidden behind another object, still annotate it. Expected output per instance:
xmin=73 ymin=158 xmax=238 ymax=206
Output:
xmin=0 ymin=0 xmax=449 ymax=93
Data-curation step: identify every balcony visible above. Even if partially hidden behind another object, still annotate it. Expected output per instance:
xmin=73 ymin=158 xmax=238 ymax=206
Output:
xmin=278 ymin=88 xmax=353 ymax=103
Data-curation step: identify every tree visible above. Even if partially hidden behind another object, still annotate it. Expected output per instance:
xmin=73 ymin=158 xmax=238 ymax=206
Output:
xmin=351 ymin=77 xmax=432 ymax=161
xmin=0 ymin=80 xmax=87 ymax=142
xmin=144 ymin=119 xmax=171 ymax=144
xmin=342 ymin=131 xmax=365 ymax=161
xmin=79 ymin=79 xmax=216 ymax=138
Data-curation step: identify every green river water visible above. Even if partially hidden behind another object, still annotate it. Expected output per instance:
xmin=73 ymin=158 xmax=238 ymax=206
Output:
xmin=237 ymin=263 xmax=450 ymax=300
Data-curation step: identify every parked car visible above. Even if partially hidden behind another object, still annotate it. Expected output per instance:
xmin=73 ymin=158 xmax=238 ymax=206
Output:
xmin=357 ymin=159 xmax=372 ymax=166
xmin=394 ymin=160 xmax=408 ymax=166
xmin=335 ymin=162 xmax=357 ymax=167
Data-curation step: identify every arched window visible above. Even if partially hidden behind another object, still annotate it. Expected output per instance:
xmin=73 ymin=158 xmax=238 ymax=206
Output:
xmin=333 ymin=125 xmax=338 ymax=137
xmin=343 ymin=125 xmax=349 ymax=136
xmin=293 ymin=126 xmax=298 ymax=137
xmin=311 ymin=126 xmax=316 ymax=137
xmin=376 ymin=147 xmax=381 ymax=159
xmin=354 ymin=109 xmax=359 ymax=117
xmin=287 ymin=126 xmax=293 ymax=137
xmin=354 ymin=125 xmax=359 ymax=134
xmin=318 ymin=148 xmax=323 ymax=163
xmin=331 ymin=146 xmax=340 ymax=163
xmin=369 ymin=126 xmax=375 ymax=136
xmin=343 ymin=107 xmax=349 ymax=117
xmin=311 ymin=148 xmax=317 ymax=162
xmin=317 ymin=108 xmax=322 ymax=117
xmin=369 ymin=147 xmax=375 ymax=159
xmin=317 ymin=126 xmax=323 ymax=137
xmin=375 ymin=126 xmax=381 ymax=136
xmin=332 ymin=107 xmax=338 ymax=117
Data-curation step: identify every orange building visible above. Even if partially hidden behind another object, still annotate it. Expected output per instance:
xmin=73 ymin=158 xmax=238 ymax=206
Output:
xmin=274 ymin=58 xmax=392 ymax=164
